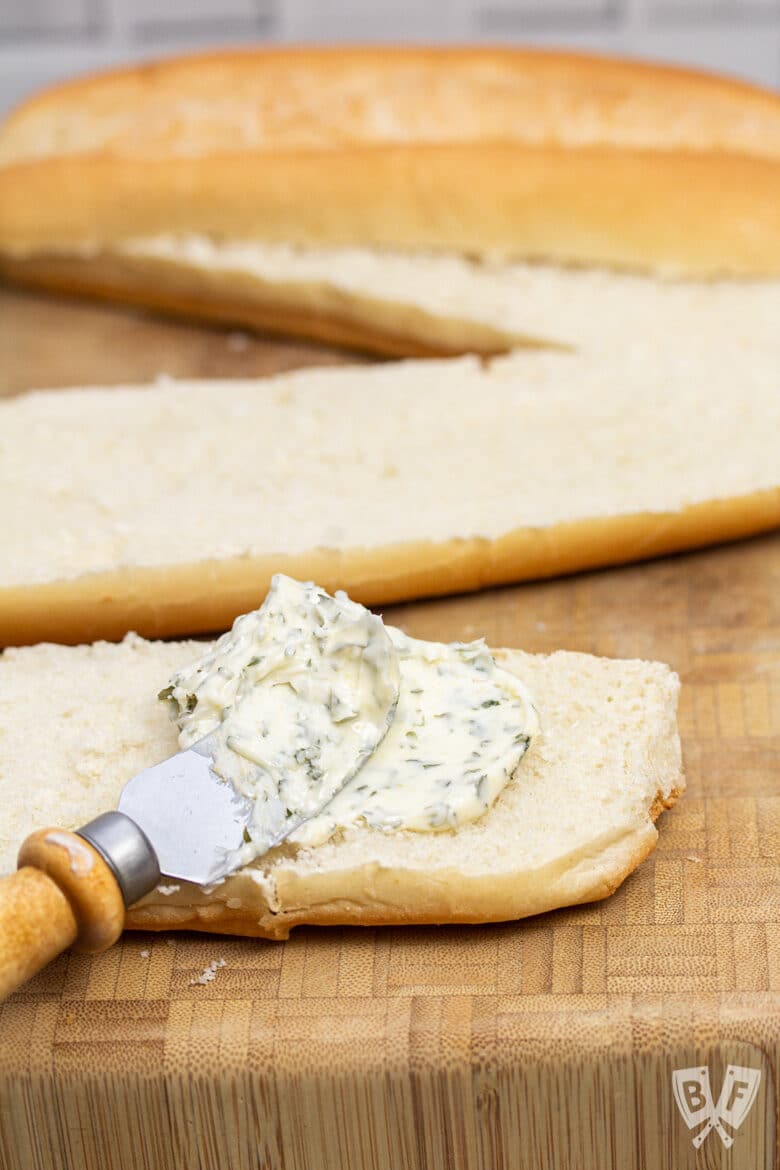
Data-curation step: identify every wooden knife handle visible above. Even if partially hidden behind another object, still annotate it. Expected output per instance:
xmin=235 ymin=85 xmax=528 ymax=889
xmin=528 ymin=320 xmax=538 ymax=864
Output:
xmin=0 ymin=829 xmax=125 ymax=1002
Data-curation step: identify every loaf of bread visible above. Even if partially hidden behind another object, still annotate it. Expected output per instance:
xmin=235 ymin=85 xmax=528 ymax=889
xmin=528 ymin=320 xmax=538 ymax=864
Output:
xmin=2 ymin=342 xmax=778 ymax=646
xmin=0 ymin=634 xmax=682 ymax=938
xmin=1 ymin=47 xmax=780 ymax=355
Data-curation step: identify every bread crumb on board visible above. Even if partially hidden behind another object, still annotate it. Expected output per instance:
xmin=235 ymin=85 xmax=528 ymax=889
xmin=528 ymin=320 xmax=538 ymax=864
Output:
xmin=191 ymin=958 xmax=226 ymax=986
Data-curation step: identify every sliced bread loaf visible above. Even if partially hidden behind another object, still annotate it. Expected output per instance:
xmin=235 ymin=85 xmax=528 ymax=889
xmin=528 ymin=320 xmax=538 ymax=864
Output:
xmin=0 ymin=634 xmax=682 ymax=938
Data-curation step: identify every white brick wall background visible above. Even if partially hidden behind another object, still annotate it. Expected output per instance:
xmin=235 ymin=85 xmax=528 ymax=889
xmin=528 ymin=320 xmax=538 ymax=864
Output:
xmin=0 ymin=0 xmax=778 ymax=116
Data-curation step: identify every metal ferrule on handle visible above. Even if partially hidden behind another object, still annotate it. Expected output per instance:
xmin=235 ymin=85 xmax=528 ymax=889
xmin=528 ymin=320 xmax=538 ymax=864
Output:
xmin=77 ymin=811 xmax=161 ymax=908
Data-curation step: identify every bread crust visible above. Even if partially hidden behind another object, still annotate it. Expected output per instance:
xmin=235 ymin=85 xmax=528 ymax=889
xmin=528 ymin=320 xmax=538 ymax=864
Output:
xmin=3 ymin=147 xmax=780 ymax=278
xmin=8 ymin=45 xmax=780 ymax=152
xmin=0 ymin=249 xmax=523 ymax=359
xmin=1 ymin=488 xmax=777 ymax=647
xmin=125 ymin=821 xmax=662 ymax=941
xmin=2 ymin=47 xmax=780 ymax=275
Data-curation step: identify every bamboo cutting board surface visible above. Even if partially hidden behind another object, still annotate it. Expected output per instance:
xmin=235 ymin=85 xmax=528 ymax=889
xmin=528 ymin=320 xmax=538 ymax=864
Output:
xmin=0 ymin=288 xmax=778 ymax=1170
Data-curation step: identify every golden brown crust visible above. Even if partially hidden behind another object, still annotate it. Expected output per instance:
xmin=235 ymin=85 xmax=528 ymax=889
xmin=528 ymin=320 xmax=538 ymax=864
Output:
xmin=7 ymin=45 xmax=780 ymax=152
xmin=3 ymin=147 xmax=780 ymax=277
xmin=0 ymin=249 xmax=522 ymax=359
xmin=648 ymin=782 xmax=684 ymax=823
xmin=2 ymin=47 xmax=780 ymax=275
xmin=126 ymin=784 xmax=683 ymax=941
xmin=0 ymin=488 xmax=777 ymax=647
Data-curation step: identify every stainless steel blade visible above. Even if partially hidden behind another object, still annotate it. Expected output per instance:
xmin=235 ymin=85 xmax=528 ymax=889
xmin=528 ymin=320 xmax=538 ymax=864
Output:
xmin=117 ymin=736 xmax=253 ymax=886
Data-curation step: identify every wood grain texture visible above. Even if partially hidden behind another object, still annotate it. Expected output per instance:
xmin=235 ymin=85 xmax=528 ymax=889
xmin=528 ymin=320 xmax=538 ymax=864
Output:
xmin=16 ymin=830 xmax=125 ymax=955
xmin=0 ymin=867 xmax=77 ymax=1003
xmin=0 ymin=285 xmax=367 ymax=398
xmin=0 ymin=287 xmax=778 ymax=1170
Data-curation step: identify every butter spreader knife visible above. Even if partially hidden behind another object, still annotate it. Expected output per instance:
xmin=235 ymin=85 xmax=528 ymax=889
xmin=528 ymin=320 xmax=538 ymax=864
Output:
xmin=0 ymin=736 xmax=286 ymax=1002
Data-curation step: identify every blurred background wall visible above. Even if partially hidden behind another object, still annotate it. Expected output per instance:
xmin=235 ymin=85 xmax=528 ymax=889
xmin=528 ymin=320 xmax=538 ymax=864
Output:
xmin=1 ymin=0 xmax=778 ymax=115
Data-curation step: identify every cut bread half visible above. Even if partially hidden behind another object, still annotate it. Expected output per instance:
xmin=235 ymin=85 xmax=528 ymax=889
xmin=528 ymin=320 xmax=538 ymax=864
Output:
xmin=0 ymin=344 xmax=778 ymax=646
xmin=2 ymin=47 xmax=780 ymax=355
xmin=1 ymin=47 xmax=779 ymax=274
xmin=4 ymin=242 xmax=780 ymax=359
xmin=0 ymin=634 xmax=682 ymax=938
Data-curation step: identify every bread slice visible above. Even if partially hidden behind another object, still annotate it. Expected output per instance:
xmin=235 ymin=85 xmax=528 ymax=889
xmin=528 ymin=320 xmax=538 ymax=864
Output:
xmin=2 ymin=47 xmax=780 ymax=359
xmin=0 ymin=634 xmax=683 ymax=938
xmin=1 ymin=343 xmax=778 ymax=646
xmin=5 ymin=242 xmax=780 ymax=359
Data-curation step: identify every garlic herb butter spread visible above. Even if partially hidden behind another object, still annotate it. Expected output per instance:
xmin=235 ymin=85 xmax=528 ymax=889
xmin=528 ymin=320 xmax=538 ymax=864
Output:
xmin=292 ymin=628 xmax=538 ymax=848
xmin=159 ymin=575 xmax=400 ymax=862
xmin=160 ymin=576 xmax=537 ymax=862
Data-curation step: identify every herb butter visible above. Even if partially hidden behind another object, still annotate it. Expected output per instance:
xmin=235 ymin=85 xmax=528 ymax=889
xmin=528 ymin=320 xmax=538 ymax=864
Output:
xmin=292 ymin=628 xmax=538 ymax=847
xmin=159 ymin=575 xmax=400 ymax=862
xmin=160 ymin=576 xmax=537 ymax=862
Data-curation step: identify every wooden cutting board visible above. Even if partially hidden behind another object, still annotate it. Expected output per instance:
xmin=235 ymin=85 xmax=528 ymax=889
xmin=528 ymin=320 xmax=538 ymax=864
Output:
xmin=0 ymin=288 xmax=778 ymax=1170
